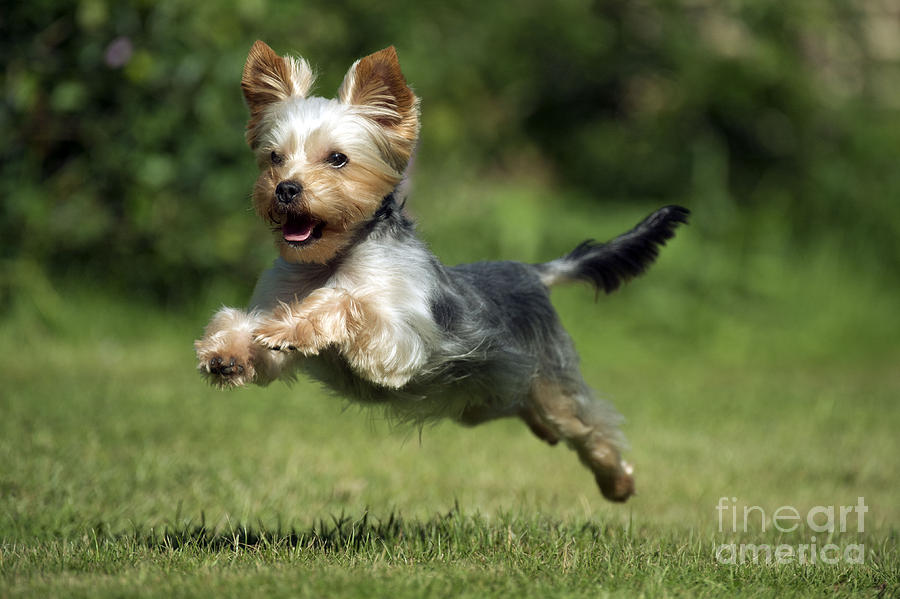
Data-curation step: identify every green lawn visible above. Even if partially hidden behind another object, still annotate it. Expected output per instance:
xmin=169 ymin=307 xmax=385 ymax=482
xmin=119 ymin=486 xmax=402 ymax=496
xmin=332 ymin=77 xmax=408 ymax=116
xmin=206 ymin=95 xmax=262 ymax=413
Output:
xmin=1 ymin=215 xmax=898 ymax=597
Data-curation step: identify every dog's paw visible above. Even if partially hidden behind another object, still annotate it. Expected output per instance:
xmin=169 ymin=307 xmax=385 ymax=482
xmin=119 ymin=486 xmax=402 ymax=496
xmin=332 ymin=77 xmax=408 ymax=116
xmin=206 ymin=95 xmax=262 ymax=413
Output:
xmin=198 ymin=352 xmax=255 ymax=388
xmin=195 ymin=337 xmax=256 ymax=388
xmin=209 ymin=354 xmax=245 ymax=376
xmin=594 ymin=460 xmax=635 ymax=503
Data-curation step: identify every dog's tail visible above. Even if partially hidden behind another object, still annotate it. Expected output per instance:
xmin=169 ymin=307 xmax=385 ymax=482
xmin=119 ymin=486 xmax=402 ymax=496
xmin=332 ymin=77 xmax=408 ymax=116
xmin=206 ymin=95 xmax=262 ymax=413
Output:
xmin=536 ymin=205 xmax=690 ymax=292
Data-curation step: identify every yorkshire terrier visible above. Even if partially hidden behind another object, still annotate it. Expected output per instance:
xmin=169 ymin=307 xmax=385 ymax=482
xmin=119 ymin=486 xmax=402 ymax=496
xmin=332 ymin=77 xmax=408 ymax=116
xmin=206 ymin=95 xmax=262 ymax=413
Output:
xmin=195 ymin=41 xmax=689 ymax=502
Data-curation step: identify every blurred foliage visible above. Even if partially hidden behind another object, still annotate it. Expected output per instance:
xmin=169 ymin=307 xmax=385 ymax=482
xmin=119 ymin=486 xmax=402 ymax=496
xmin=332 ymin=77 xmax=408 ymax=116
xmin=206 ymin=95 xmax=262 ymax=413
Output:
xmin=3 ymin=0 xmax=900 ymax=303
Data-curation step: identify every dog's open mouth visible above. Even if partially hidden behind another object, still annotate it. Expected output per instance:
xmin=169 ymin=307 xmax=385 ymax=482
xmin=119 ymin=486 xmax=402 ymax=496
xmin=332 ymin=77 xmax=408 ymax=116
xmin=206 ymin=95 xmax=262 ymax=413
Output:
xmin=281 ymin=213 xmax=325 ymax=247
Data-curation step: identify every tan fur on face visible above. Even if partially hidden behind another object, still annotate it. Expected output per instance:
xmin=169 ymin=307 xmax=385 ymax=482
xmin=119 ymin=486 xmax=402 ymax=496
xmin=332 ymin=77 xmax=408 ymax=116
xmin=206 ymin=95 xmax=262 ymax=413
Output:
xmin=243 ymin=44 xmax=421 ymax=265
xmin=251 ymin=147 xmax=399 ymax=264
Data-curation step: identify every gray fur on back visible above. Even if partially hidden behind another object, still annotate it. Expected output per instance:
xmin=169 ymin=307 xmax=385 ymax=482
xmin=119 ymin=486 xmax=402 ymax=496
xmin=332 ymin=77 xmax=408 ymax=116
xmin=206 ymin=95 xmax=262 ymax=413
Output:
xmin=297 ymin=197 xmax=604 ymax=428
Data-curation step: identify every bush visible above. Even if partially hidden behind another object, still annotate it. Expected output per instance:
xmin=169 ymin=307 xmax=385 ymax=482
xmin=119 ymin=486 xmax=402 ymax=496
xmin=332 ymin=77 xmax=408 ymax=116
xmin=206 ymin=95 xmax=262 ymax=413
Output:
xmin=3 ymin=0 xmax=899 ymax=303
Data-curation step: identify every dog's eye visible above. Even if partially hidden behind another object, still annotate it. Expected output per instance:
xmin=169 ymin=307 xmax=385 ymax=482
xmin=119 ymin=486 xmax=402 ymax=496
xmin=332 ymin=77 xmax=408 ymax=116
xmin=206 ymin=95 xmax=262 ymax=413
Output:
xmin=325 ymin=152 xmax=348 ymax=169
xmin=270 ymin=151 xmax=284 ymax=166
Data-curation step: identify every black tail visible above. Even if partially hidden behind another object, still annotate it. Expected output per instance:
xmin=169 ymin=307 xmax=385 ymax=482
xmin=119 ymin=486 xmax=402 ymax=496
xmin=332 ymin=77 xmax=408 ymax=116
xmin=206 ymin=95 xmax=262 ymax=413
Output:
xmin=538 ymin=205 xmax=690 ymax=293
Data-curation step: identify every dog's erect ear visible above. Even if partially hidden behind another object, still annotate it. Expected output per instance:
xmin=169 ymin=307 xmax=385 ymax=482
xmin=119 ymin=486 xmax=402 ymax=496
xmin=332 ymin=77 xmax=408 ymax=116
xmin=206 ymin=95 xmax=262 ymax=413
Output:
xmin=338 ymin=46 xmax=419 ymax=142
xmin=241 ymin=41 xmax=315 ymax=147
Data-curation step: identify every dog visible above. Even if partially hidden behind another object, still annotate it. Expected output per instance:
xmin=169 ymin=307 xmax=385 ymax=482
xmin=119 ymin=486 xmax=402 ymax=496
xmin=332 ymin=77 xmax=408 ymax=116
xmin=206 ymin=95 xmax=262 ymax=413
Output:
xmin=194 ymin=41 xmax=689 ymax=502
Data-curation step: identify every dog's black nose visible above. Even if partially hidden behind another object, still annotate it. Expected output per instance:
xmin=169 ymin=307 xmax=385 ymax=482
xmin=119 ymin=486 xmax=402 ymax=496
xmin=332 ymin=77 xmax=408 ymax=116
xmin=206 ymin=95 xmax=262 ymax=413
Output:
xmin=275 ymin=180 xmax=302 ymax=204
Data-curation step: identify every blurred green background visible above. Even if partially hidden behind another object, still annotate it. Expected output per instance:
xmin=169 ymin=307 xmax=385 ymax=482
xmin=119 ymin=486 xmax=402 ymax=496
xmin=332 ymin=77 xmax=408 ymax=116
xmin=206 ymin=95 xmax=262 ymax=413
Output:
xmin=4 ymin=0 xmax=900 ymax=305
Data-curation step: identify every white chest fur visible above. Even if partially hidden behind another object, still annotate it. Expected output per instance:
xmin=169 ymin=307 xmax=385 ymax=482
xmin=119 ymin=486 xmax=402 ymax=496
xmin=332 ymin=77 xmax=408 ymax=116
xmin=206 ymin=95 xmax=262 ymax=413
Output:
xmin=250 ymin=235 xmax=441 ymax=388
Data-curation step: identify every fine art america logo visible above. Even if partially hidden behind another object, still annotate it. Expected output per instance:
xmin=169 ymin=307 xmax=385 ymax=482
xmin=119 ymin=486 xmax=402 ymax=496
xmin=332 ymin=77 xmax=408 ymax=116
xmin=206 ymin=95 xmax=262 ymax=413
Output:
xmin=714 ymin=497 xmax=868 ymax=566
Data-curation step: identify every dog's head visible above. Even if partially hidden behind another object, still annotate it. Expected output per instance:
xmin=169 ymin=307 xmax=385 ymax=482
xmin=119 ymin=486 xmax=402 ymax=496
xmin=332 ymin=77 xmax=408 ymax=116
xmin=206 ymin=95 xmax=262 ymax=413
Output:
xmin=241 ymin=41 xmax=419 ymax=263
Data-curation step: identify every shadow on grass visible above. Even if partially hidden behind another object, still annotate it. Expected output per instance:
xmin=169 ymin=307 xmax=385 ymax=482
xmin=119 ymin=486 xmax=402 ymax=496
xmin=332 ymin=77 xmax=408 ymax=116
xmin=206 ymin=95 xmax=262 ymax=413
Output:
xmin=102 ymin=506 xmax=625 ymax=555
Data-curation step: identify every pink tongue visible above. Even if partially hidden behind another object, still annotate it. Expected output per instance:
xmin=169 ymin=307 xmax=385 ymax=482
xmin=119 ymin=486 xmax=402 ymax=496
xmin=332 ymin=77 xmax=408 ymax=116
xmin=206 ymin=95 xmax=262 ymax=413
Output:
xmin=283 ymin=219 xmax=314 ymax=242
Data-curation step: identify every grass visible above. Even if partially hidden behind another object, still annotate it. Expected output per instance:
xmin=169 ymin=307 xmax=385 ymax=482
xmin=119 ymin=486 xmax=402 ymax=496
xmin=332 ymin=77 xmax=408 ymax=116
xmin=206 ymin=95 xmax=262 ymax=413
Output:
xmin=1 ymin=200 xmax=899 ymax=597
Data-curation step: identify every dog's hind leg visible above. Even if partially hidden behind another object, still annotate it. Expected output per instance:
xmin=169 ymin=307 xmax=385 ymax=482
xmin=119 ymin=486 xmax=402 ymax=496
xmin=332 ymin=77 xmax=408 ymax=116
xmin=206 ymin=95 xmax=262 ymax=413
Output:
xmin=519 ymin=406 xmax=560 ymax=445
xmin=456 ymin=401 xmax=560 ymax=445
xmin=525 ymin=376 xmax=635 ymax=502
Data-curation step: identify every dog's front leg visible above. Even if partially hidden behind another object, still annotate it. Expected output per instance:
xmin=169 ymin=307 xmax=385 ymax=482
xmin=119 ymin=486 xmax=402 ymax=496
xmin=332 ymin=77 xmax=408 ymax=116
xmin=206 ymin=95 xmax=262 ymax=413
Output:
xmin=254 ymin=288 xmax=427 ymax=389
xmin=254 ymin=288 xmax=365 ymax=356
xmin=195 ymin=308 xmax=286 ymax=387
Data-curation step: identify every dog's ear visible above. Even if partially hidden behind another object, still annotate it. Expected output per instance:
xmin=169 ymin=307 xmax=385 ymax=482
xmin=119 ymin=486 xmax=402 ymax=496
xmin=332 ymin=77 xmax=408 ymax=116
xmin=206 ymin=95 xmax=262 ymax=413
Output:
xmin=241 ymin=41 xmax=315 ymax=147
xmin=338 ymin=47 xmax=419 ymax=138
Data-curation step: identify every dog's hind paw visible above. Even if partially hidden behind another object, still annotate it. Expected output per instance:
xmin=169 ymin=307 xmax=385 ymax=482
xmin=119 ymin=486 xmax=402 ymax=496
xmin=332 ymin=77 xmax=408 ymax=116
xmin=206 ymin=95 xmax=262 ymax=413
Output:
xmin=594 ymin=460 xmax=636 ymax=503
